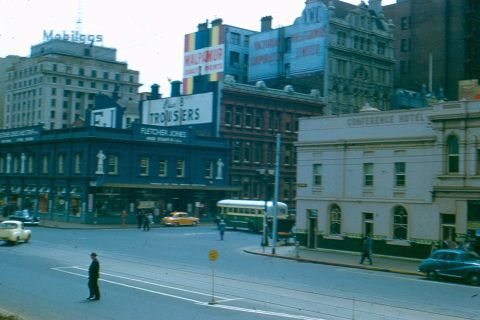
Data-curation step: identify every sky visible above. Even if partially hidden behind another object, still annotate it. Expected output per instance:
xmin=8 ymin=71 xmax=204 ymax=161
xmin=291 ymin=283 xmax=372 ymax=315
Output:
xmin=0 ymin=0 xmax=396 ymax=96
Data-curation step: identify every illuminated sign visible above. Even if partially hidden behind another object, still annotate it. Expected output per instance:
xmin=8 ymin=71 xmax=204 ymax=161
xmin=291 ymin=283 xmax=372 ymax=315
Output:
xmin=142 ymin=92 xmax=213 ymax=127
xmin=91 ymin=108 xmax=116 ymax=128
xmin=43 ymin=30 xmax=104 ymax=44
xmin=183 ymin=45 xmax=224 ymax=78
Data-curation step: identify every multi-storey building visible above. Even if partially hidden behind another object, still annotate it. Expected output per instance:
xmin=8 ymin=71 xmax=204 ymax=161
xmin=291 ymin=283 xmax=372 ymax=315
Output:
xmin=0 ymin=97 xmax=232 ymax=224
xmin=248 ymin=0 xmax=395 ymax=114
xmin=0 ymin=55 xmax=23 ymax=128
xmin=296 ymin=100 xmax=480 ymax=258
xmin=384 ymin=0 xmax=480 ymax=100
xmin=2 ymin=39 xmax=141 ymax=130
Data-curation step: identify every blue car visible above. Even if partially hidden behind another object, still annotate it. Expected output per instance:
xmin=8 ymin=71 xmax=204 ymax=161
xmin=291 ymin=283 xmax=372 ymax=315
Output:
xmin=418 ymin=249 xmax=480 ymax=286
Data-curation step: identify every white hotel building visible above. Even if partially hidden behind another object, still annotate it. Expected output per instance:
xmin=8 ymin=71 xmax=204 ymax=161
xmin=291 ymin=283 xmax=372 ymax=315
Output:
xmin=295 ymin=100 xmax=480 ymax=258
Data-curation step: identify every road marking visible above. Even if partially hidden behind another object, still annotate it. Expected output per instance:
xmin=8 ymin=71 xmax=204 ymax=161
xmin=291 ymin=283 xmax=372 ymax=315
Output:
xmin=52 ymin=266 xmax=326 ymax=320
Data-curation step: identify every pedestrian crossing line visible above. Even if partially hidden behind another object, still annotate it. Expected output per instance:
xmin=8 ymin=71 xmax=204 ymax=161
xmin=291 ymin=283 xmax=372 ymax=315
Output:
xmin=52 ymin=266 xmax=324 ymax=319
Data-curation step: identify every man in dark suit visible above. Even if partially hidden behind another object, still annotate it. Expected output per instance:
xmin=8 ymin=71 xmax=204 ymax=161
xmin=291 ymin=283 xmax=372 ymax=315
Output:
xmin=87 ymin=252 xmax=100 ymax=301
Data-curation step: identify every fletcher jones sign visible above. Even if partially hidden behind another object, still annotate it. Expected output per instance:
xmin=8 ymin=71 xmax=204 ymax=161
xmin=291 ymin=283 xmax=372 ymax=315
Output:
xmin=141 ymin=92 xmax=213 ymax=127
xmin=134 ymin=125 xmax=189 ymax=144
xmin=0 ymin=127 xmax=41 ymax=144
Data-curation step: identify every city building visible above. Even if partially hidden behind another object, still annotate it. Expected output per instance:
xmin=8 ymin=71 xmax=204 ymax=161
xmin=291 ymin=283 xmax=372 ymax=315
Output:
xmin=183 ymin=18 xmax=256 ymax=95
xmin=0 ymin=97 xmax=233 ymax=224
xmin=248 ymin=0 xmax=395 ymax=114
xmin=295 ymin=100 xmax=480 ymax=258
xmin=2 ymin=39 xmax=141 ymax=130
xmin=384 ymin=0 xmax=480 ymax=100
xmin=142 ymin=77 xmax=325 ymax=210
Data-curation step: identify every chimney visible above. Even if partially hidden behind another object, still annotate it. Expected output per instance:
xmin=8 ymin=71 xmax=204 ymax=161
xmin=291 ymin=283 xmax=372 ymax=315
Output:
xmin=211 ymin=18 xmax=223 ymax=27
xmin=198 ymin=20 xmax=209 ymax=31
xmin=150 ymin=84 xmax=160 ymax=100
xmin=261 ymin=16 xmax=273 ymax=32
xmin=170 ymin=80 xmax=182 ymax=97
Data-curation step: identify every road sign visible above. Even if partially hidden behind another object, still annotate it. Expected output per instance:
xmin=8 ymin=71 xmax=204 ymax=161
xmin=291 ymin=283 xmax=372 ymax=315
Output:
xmin=208 ymin=249 xmax=218 ymax=261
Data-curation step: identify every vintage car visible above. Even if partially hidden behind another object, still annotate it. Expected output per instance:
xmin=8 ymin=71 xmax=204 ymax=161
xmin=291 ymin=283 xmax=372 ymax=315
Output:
xmin=418 ymin=249 xmax=480 ymax=286
xmin=161 ymin=212 xmax=199 ymax=226
xmin=8 ymin=209 xmax=40 ymax=226
xmin=0 ymin=220 xmax=32 ymax=245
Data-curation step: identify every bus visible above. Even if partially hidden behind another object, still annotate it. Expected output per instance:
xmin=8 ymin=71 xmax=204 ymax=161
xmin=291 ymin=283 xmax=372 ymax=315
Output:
xmin=216 ymin=199 xmax=295 ymax=237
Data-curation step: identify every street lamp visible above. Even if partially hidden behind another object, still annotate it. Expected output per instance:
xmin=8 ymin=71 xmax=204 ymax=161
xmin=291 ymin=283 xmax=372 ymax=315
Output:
xmin=257 ymin=168 xmax=273 ymax=248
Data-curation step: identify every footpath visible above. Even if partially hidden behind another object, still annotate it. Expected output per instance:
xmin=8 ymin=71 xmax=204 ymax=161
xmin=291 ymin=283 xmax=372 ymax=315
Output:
xmin=33 ymin=220 xmax=424 ymax=277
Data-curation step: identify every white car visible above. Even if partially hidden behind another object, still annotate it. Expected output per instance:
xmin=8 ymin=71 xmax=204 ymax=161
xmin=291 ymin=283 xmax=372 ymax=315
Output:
xmin=0 ymin=220 xmax=32 ymax=245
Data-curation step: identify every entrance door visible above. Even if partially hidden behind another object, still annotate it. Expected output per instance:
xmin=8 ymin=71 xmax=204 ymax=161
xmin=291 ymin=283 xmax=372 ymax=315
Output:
xmin=363 ymin=212 xmax=374 ymax=236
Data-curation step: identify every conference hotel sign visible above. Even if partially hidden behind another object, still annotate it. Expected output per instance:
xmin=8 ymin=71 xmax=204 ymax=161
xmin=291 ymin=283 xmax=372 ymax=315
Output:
xmin=43 ymin=30 xmax=104 ymax=45
xmin=141 ymin=92 xmax=213 ymax=127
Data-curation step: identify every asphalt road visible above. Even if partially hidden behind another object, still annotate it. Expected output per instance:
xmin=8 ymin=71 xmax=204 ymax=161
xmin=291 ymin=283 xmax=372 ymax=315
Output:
xmin=1 ymin=225 xmax=479 ymax=320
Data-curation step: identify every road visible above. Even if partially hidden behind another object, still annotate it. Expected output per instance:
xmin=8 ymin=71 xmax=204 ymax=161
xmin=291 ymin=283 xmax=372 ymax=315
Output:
xmin=1 ymin=225 xmax=479 ymax=320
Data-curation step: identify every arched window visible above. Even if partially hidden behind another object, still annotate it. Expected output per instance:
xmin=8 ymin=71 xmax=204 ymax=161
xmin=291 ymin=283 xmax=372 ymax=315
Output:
xmin=447 ymin=135 xmax=459 ymax=173
xmin=393 ymin=206 xmax=408 ymax=240
xmin=329 ymin=204 xmax=342 ymax=235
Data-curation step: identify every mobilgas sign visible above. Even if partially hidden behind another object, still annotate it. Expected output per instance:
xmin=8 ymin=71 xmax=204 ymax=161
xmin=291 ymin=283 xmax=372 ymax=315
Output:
xmin=43 ymin=30 xmax=103 ymax=44
xmin=141 ymin=92 xmax=213 ymax=127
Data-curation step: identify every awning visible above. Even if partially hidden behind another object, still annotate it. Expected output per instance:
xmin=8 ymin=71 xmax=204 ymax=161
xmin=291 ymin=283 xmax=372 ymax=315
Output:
xmin=101 ymin=182 xmax=240 ymax=192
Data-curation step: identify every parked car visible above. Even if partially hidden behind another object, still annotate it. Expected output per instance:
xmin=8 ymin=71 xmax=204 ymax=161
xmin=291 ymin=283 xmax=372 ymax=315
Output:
xmin=8 ymin=209 xmax=40 ymax=226
xmin=418 ymin=249 xmax=480 ymax=286
xmin=0 ymin=220 xmax=32 ymax=245
xmin=161 ymin=212 xmax=199 ymax=226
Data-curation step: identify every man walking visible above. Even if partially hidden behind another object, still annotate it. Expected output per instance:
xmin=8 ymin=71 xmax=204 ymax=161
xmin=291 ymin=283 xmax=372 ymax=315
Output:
xmin=87 ymin=252 xmax=101 ymax=301
xmin=219 ymin=219 xmax=226 ymax=240
xmin=359 ymin=235 xmax=373 ymax=265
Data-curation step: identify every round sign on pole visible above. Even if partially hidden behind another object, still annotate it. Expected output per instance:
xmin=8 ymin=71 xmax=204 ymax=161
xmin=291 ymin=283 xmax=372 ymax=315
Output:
xmin=208 ymin=249 xmax=218 ymax=261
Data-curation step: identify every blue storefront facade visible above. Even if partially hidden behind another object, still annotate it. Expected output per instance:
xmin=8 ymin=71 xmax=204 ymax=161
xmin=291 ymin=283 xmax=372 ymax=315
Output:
xmin=0 ymin=124 xmax=234 ymax=224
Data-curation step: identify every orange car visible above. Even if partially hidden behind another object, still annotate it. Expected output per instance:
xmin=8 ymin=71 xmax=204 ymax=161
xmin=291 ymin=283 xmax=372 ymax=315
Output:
xmin=161 ymin=212 xmax=199 ymax=226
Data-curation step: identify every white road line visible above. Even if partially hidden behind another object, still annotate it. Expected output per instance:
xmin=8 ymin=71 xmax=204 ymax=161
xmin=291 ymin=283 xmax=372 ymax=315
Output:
xmin=52 ymin=266 xmax=326 ymax=320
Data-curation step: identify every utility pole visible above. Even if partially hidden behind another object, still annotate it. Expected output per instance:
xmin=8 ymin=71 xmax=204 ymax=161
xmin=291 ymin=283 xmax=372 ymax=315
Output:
xmin=272 ymin=133 xmax=281 ymax=255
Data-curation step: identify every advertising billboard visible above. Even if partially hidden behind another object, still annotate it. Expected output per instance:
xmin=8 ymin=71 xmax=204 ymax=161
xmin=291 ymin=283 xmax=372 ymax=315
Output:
xmin=183 ymin=44 xmax=225 ymax=79
xmin=141 ymin=92 xmax=213 ymax=127
xmin=90 ymin=107 xmax=117 ymax=128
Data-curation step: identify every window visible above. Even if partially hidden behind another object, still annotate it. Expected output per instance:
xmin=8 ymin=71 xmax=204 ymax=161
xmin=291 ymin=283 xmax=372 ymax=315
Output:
xmin=42 ymin=155 xmax=49 ymax=174
xmin=245 ymin=108 xmax=253 ymax=128
xmin=284 ymin=37 xmax=292 ymax=52
xmin=363 ymin=163 xmax=374 ymax=186
xmin=447 ymin=135 xmax=459 ymax=173
xmin=337 ymin=59 xmax=347 ymax=76
xmin=400 ymin=61 xmax=410 ymax=74
xmin=176 ymin=159 xmax=185 ymax=177
xmin=74 ymin=153 xmax=83 ymax=174
xmin=205 ymin=160 xmax=214 ymax=179
xmin=139 ymin=157 xmax=149 ymax=176
xmin=234 ymin=108 xmax=242 ymax=126
xmin=394 ymin=162 xmax=406 ymax=187
xmin=230 ymin=51 xmax=240 ymax=66
xmin=401 ymin=39 xmax=410 ymax=52
xmin=230 ymin=32 xmax=240 ymax=45
xmin=337 ymin=31 xmax=346 ymax=46
xmin=377 ymin=42 xmax=386 ymax=55
xmin=255 ymin=110 xmax=263 ymax=129
xmin=233 ymin=141 xmax=241 ymax=162
xmin=107 ymin=155 xmax=118 ymax=175
xmin=91 ymin=70 xmax=97 ymax=77
xmin=27 ymin=155 xmax=34 ymax=174
xmin=253 ymin=143 xmax=262 ymax=163
xmin=158 ymin=159 xmax=167 ymax=177
xmin=244 ymin=142 xmax=251 ymax=162
xmin=393 ymin=206 xmax=408 ymax=240
xmin=329 ymin=204 xmax=342 ymax=235
xmin=313 ymin=164 xmax=322 ymax=187
xmin=57 ymin=154 xmax=65 ymax=174
xmin=401 ymin=16 xmax=410 ymax=30
xmin=79 ymin=68 xmax=85 ymax=76
xmin=477 ymin=149 xmax=480 ymax=175
xmin=224 ymin=105 xmax=232 ymax=125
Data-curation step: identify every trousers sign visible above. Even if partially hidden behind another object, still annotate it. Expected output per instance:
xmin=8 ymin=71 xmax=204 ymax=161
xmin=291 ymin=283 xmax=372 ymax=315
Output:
xmin=43 ymin=30 xmax=104 ymax=44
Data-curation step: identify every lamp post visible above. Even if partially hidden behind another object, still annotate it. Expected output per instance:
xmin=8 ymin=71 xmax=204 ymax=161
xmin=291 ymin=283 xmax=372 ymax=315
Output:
xmin=257 ymin=168 xmax=273 ymax=249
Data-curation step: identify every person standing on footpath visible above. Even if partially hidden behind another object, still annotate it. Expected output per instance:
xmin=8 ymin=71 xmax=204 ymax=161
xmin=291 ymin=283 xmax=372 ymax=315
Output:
xmin=359 ymin=235 xmax=373 ymax=265
xmin=121 ymin=210 xmax=127 ymax=227
xmin=87 ymin=252 xmax=100 ymax=301
xmin=219 ymin=219 xmax=226 ymax=240
xmin=143 ymin=212 xmax=150 ymax=231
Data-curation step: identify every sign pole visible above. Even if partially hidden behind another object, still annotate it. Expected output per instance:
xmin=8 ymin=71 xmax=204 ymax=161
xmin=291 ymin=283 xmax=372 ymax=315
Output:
xmin=208 ymin=249 xmax=218 ymax=305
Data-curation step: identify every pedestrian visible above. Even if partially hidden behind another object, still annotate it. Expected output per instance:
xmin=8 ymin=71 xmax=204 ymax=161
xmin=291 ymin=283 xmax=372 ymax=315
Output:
xmin=121 ymin=210 xmax=127 ymax=227
xmin=359 ymin=235 xmax=373 ymax=265
xmin=219 ymin=219 xmax=226 ymax=240
xmin=136 ymin=211 xmax=143 ymax=229
xmin=143 ymin=212 xmax=150 ymax=231
xmin=87 ymin=252 xmax=100 ymax=301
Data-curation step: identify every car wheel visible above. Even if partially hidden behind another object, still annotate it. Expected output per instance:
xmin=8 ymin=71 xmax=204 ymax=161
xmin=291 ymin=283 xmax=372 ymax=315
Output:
xmin=25 ymin=234 xmax=31 ymax=243
xmin=173 ymin=222 xmax=179 ymax=227
xmin=469 ymin=273 xmax=480 ymax=286
xmin=426 ymin=269 xmax=437 ymax=280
